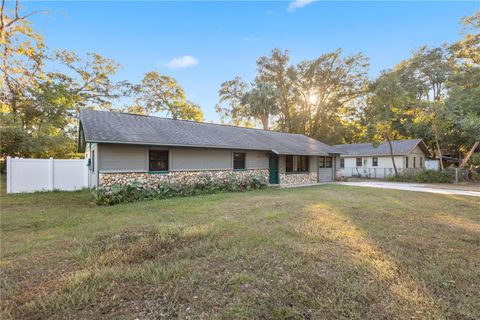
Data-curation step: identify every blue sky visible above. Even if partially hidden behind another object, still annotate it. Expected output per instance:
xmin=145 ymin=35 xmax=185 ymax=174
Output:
xmin=25 ymin=1 xmax=479 ymax=122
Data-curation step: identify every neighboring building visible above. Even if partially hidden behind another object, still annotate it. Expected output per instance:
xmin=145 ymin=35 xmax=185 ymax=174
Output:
xmin=78 ymin=110 xmax=342 ymax=190
xmin=333 ymin=139 xmax=432 ymax=178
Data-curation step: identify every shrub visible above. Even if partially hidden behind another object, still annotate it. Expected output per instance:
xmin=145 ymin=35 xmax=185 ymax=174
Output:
xmin=94 ymin=173 xmax=268 ymax=206
xmin=387 ymin=169 xmax=454 ymax=184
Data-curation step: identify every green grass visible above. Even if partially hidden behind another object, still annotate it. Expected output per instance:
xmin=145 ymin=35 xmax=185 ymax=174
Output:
xmin=1 ymin=186 xmax=479 ymax=319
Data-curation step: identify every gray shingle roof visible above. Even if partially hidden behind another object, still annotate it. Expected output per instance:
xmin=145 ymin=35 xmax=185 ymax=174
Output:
xmin=80 ymin=109 xmax=340 ymax=155
xmin=333 ymin=139 xmax=431 ymax=157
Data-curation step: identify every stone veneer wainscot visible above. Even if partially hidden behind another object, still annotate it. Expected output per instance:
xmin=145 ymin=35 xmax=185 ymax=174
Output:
xmin=279 ymin=172 xmax=318 ymax=185
xmin=99 ymin=169 xmax=269 ymax=191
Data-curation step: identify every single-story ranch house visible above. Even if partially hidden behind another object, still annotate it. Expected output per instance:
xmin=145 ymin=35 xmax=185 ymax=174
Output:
xmin=333 ymin=139 xmax=432 ymax=178
xmin=78 ymin=110 xmax=342 ymax=190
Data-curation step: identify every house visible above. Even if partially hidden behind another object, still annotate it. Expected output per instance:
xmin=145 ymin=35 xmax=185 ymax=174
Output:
xmin=78 ymin=110 xmax=342 ymax=190
xmin=333 ymin=139 xmax=432 ymax=178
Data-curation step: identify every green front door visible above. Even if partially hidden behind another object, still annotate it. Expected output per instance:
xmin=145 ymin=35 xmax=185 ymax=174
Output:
xmin=268 ymin=154 xmax=279 ymax=184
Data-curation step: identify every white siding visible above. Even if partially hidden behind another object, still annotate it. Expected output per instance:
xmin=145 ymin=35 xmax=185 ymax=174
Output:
xmin=341 ymin=155 xmax=404 ymax=178
xmin=339 ymin=144 xmax=430 ymax=179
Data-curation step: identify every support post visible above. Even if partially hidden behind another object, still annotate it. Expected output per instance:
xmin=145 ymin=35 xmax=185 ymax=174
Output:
xmin=455 ymin=168 xmax=459 ymax=184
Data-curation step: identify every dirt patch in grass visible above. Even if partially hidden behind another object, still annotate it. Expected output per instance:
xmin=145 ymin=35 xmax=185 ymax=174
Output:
xmin=81 ymin=225 xmax=213 ymax=267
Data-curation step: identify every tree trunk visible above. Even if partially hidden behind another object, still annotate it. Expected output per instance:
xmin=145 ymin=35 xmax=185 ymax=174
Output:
xmin=260 ymin=114 xmax=269 ymax=130
xmin=387 ymin=138 xmax=398 ymax=175
xmin=432 ymin=124 xmax=444 ymax=170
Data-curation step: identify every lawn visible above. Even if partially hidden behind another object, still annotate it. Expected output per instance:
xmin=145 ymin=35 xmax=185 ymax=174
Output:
xmin=1 ymin=186 xmax=479 ymax=319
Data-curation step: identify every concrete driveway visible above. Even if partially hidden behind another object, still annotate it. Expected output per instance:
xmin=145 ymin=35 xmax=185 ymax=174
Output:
xmin=336 ymin=181 xmax=480 ymax=197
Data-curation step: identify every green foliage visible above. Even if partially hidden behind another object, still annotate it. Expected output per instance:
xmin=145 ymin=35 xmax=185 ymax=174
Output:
xmin=469 ymin=153 xmax=480 ymax=166
xmin=129 ymin=71 xmax=203 ymax=121
xmin=387 ymin=170 xmax=454 ymax=183
xmin=217 ymin=48 xmax=369 ymax=142
xmin=94 ymin=173 xmax=268 ymax=205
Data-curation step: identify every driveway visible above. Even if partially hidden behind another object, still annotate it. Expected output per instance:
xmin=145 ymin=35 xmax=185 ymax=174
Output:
xmin=336 ymin=181 xmax=480 ymax=197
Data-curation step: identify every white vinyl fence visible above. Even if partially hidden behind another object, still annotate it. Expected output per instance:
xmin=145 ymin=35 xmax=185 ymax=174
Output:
xmin=6 ymin=157 xmax=88 ymax=194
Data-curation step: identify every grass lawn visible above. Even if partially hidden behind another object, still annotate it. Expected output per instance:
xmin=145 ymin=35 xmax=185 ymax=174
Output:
xmin=1 ymin=186 xmax=479 ymax=319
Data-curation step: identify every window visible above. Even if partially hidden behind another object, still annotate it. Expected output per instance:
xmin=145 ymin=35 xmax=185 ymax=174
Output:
xmin=406 ymin=156 xmax=409 ymax=168
xmin=298 ymin=155 xmax=309 ymax=172
xmin=372 ymin=157 xmax=378 ymax=167
xmin=318 ymin=156 xmax=325 ymax=168
xmin=149 ymin=150 xmax=169 ymax=171
xmin=286 ymin=155 xmax=294 ymax=172
xmin=340 ymin=158 xmax=345 ymax=169
xmin=91 ymin=150 xmax=95 ymax=172
xmin=286 ymin=155 xmax=309 ymax=173
xmin=233 ymin=152 xmax=246 ymax=170
xmin=325 ymin=157 xmax=332 ymax=168
xmin=356 ymin=157 xmax=362 ymax=167
xmin=420 ymin=157 xmax=423 ymax=168
xmin=413 ymin=157 xmax=416 ymax=168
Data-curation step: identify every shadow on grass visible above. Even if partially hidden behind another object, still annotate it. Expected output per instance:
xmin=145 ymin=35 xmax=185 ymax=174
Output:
xmin=293 ymin=190 xmax=479 ymax=319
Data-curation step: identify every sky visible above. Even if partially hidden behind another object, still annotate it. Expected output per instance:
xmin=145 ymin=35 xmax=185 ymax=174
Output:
xmin=22 ymin=0 xmax=480 ymax=123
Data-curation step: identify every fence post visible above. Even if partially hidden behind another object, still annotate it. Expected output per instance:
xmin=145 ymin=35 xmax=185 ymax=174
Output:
xmin=6 ymin=156 xmax=12 ymax=194
xmin=49 ymin=157 xmax=54 ymax=191
xmin=455 ymin=168 xmax=459 ymax=183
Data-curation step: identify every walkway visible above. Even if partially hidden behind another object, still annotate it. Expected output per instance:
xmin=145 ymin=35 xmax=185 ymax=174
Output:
xmin=335 ymin=181 xmax=480 ymax=197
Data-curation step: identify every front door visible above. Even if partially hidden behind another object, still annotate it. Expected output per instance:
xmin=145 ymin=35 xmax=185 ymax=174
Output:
xmin=268 ymin=154 xmax=279 ymax=184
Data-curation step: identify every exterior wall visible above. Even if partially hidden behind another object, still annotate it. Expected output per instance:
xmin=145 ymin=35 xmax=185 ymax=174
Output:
xmin=99 ymin=144 xmax=148 ymax=172
xmin=278 ymin=155 xmax=318 ymax=185
xmin=98 ymin=144 xmax=269 ymax=172
xmin=99 ymin=169 xmax=269 ymax=191
xmin=96 ymin=143 xmax=340 ymax=187
xmin=86 ymin=143 xmax=99 ymax=188
xmin=406 ymin=146 xmax=426 ymax=169
xmin=341 ymin=155 xmax=404 ymax=178
xmin=335 ymin=156 xmax=341 ymax=179
xmin=340 ymin=147 xmax=429 ymax=179
xmin=318 ymin=168 xmax=333 ymax=182
xmin=171 ymin=148 xmax=268 ymax=171
xmin=170 ymin=148 xmax=231 ymax=171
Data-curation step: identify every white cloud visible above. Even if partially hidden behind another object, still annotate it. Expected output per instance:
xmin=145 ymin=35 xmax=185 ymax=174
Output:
xmin=287 ymin=0 xmax=316 ymax=12
xmin=165 ymin=55 xmax=198 ymax=69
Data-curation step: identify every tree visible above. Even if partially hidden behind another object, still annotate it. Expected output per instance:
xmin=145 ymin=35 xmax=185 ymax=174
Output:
xmin=131 ymin=71 xmax=203 ymax=121
xmin=366 ymin=71 xmax=412 ymax=175
xmin=294 ymin=49 xmax=369 ymax=142
xmin=450 ymin=12 xmax=479 ymax=66
xmin=401 ymin=47 xmax=452 ymax=169
xmin=215 ymin=76 xmax=252 ymax=127
xmin=217 ymin=48 xmax=369 ymax=142
xmin=240 ymin=82 xmax=279 ymax=130
xmin=50 ymin=50 xmax=127 ymax=114
xmin=255 ymin=49 xmax=298 ymax=132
